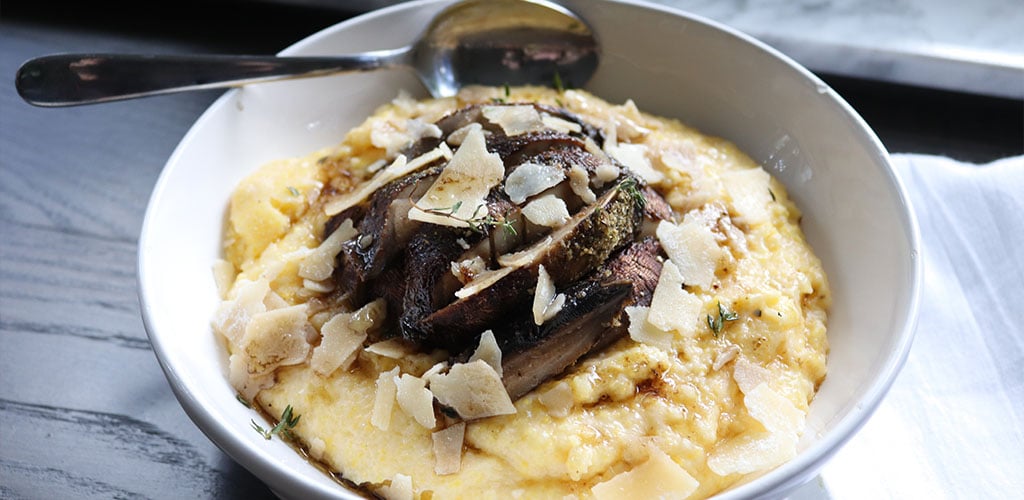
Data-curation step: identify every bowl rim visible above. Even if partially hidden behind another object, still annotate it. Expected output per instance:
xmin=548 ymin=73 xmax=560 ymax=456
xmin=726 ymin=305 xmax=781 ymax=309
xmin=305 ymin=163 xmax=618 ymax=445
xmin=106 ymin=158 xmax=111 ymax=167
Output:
xmin=138 ymin=0 xmax=922 ymax=498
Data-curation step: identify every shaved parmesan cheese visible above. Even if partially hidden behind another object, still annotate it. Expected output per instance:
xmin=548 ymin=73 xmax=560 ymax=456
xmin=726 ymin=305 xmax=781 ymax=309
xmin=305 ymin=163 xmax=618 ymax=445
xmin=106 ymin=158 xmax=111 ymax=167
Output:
xmin=606 ymin=142 xmax=664 ymax=184
xmin=533 ymin=265 xmax=566 ymax=325
xmin=707 ymin=429 xmax=797 ymax=476
xmin=298 ymin=218 xmax=356 ymax=281
xmin=446 ymin=122 xmax=482 ymax=146
xmin=469 ymin=330 xmax=503 ymax=377
xmin=379 ymin=473 xmax=414 ymax=500
xmin=722 ymin=167 xmax=774 ymax=226
xmin=713 ymin=345 xmax=741 ymax=371
xmin=395 ymin=373 xmax=436 ymax=429
xmin=541 ymin=113 xmax=583 ymax=134
xmin=241 ymin=304 xmax=313 ymax=377
xmin=733 ymin=356 xmax=772 ymax=395
xmin=745 ymin=382 xmax=804 ymax=435
xmin=497 ymin=235 xmax=552 ymax=268
xmin=624 ymin=306 xmax=674 ymax=351
xmin=432 ymin=422 xmax=466 ymax=475
xmin=310 ymin=299 xmax=385 ymax=376
xmin=324 ymin=155 xmax=405 ymax=216
xmin=302 ymin=278 xmax=334 ymax=294
xmin=211 ymin=259 xmax=236 ymax=300
xmin=438 ymin=141 xmax=453 ymax=160
xmin=646 ymin=260 xmax=703 ymax=335
xmin=371 ymin=118 xmax=441 ymax=156
xmin=408 ymin=128 xmax=504 ymax=228
xmin=567 ymin=165 xmax=596 ymax=204
xmin=450 ymin=255 xmax=487 ymax=285
xmin=537 ymin=381 xmax=574 ymax=418
xmin=454 ymin=266 xmax=514 ymax=299
xmin=213 ymin=278 xmax=270 ymax=344
xmin=310 ymin=316 xmax=361 ymax=376
xmin=228 ymin=352 xmax=274 ymax=400
xmin=522 ymin=195 xmax=570 ymax=227
xmin=430 ymin=360 xmax=516 ymax=419
xmin=482 ymin=105 xmax=543 ymax=135
xmin=262 ymin=289 xmax=289 ymax=310
xmin=371 ymin=367 xmax=400 ymax=431
xmin=504 ymin=162 xmax=565 ymax=204
xmin=324 ymin=147 xmax=447 ymax=216
xmin=422 ymin=361 xmax=450 ymax=381
xmin=593 ymin=161 xmax=620 ymax=186
xmin=656 ymin=217 xmax=724 ymax=290
xmin=591 ymin=447 xmax=699 ymax=500
xmin=365 ymin=338 xmax=414 ymax=359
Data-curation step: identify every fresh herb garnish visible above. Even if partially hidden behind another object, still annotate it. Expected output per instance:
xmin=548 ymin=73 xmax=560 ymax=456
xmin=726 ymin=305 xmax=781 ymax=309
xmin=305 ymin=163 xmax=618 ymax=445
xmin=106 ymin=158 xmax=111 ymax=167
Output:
xmin=706 ymin=301 xmax=739 ymax=336
xmin=251 ymin=404 xmax=301 ymax=441
xmin=287 ymin=186 xmax=300 ymax=197
xmin=419 ymin=202 xmax=518 ymax=236
xmin=504 ymin=83 xmax=511 ymax=98
xmin=618 ymin=177 xmax=646 ymax=209
xmin=235 ymin=394 xmax=252 ymax=409
xmin=553 ymin=71 xmax=565 ymax=93
xmin=768 ymin=188 xmax=776 ymax=202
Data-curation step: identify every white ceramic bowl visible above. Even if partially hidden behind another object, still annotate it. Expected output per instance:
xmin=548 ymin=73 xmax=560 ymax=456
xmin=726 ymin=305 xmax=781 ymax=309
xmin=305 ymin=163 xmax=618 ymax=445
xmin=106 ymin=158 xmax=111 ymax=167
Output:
xmin=138 ymin=0 xmax=921 ymax=498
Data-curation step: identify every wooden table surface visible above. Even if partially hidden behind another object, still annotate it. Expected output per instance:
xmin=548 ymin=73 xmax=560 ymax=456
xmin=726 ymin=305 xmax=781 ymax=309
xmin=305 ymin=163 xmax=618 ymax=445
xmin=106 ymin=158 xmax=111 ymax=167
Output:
xmin=1 ymin=2 xmax=1020 ymax=499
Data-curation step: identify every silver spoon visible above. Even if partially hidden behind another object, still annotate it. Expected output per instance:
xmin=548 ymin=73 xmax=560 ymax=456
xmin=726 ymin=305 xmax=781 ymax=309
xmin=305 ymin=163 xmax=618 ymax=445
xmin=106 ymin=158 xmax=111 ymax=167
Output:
xmin=15 ymin=0 xmax=598 ymax=107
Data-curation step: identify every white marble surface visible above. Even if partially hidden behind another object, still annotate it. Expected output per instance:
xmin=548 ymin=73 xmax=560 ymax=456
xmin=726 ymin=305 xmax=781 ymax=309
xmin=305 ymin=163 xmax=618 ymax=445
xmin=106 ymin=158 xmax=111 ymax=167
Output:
xmin=645 ymin=0 xmax=1024 ymax=98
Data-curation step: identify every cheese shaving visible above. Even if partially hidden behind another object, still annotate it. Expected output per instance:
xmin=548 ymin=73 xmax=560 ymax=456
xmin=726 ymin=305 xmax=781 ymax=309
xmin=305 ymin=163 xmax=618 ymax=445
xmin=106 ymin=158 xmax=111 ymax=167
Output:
xmin=522 ymin=195 xmax=571 ymax=228
xmin=656 ymin=216 xmax=724 ymax=291
xmin=469 ymin=330 xmax=503 ymax=377
xmin=298 ymin=218 xmax=356 ymax=281
xmin=482 ymin=105 xmax=544 ymax=135
xmin=646 ymin=260 xmax=703 ymax=335
xmin=408 ymin=128 xmax=504 ymax=228
xmin=394 ymin=373 xmax=437 ymax=429
xmin=606 ymin=142 xmax=664 ymax=184
xmin=504 ymin=162 xmax=565 ymax=204
xmin=624 ymin=306 xmax=674 ymax=351
xmin=371 ymin=367 xmax=400 ymax=431
xmin=533 ymin=265 xmax=566 ymax=325
xmin=240 ymin=304 xmax=313 ymax=377
xmin=429 ymin=360 xmax=516 ymax=420
xmin=591 ymin=447 xmax=699 ymax=500
xmin=432 ymin=423 xmax=466 ymax=475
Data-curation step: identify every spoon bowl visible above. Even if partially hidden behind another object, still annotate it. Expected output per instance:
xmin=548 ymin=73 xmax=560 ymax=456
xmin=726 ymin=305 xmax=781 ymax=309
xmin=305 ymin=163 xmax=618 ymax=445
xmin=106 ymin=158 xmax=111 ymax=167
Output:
xmin=15 ymin=0 xmax=598 ymax=107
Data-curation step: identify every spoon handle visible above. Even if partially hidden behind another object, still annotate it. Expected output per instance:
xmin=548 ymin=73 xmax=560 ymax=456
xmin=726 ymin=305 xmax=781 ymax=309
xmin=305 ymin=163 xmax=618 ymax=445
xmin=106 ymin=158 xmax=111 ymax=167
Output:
xmin=16 ymin=51 xmax=410 ymax=107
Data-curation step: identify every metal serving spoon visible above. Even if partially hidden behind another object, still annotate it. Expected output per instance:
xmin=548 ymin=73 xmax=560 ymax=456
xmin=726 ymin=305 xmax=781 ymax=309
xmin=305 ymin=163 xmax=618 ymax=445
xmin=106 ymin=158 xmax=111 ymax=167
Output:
xmin=15 ymin=0 xmax=598 ymax=107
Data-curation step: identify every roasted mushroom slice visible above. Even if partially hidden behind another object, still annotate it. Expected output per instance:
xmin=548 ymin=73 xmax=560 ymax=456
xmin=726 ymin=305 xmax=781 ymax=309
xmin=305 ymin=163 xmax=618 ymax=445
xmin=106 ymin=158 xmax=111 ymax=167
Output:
xmin=332 ymin=164 xmax=443 ymax=291
xmin=406 ymin=180 xmax=644 ymax=349
xmin=497 ymin=236 xmax=664 ymax=400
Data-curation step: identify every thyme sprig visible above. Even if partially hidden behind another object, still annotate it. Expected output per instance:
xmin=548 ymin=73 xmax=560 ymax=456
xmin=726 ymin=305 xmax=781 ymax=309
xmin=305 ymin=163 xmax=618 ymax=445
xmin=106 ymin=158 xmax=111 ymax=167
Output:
xmin=707 ymin=301 xmax=739 ymax=336
xmin=618 ymin=177 xmax=646 ymax=209
xmin=251 ymin=404 xmax=301 ymax=441
xmin=417 ymin=201 xmax=518 ymax=236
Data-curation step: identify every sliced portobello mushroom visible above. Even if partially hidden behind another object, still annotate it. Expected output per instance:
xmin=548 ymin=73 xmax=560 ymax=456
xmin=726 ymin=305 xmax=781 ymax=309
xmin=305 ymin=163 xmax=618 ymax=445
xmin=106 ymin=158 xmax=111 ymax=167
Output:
xmin=497 ymin=236 xmax=664 ymax=400
xmin=405 ymin=179 xmax=645 ymax=349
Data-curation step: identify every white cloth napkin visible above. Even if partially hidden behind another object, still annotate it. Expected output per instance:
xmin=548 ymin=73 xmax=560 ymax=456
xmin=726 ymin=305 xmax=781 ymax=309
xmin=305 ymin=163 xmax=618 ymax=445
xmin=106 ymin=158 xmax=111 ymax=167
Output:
xmin=806 ymin=154 xmax=1024 ymax=499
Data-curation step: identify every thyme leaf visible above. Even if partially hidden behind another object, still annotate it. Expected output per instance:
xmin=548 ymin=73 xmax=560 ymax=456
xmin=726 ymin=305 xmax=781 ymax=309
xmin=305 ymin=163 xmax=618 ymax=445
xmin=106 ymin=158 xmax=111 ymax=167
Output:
xmin=418 ymin=201 xmax=517 ymax=236
xmin=618 ymin=177 xmax=646 ymax=209
xmin=706 ymin=301 xmax=739 ymax=336
xmin=251 ymin=404 xmax=301 ymax=441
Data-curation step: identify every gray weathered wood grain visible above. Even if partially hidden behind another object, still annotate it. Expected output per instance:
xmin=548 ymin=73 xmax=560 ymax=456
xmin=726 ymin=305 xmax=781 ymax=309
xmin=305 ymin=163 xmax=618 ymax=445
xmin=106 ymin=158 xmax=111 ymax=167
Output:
xmin=0 ymin=18 xmax=278 ymax=500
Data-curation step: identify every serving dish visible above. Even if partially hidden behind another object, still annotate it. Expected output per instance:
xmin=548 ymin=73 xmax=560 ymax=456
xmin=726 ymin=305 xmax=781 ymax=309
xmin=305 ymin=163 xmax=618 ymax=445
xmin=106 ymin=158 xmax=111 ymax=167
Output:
xmin=137 ymin=0 xmax=921 ymax=498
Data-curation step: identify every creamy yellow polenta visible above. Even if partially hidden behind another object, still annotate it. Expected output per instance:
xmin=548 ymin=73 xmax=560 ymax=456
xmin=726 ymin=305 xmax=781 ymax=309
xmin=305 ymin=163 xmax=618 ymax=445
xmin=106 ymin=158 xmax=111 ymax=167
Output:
xmin=213 ymin=86 xmax=829 ymax=499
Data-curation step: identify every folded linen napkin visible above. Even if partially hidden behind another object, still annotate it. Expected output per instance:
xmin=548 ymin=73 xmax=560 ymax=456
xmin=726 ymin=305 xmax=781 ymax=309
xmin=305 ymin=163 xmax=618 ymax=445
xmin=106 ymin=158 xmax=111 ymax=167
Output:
xmin=805 ymin=154 xmax=1024 ymax=499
